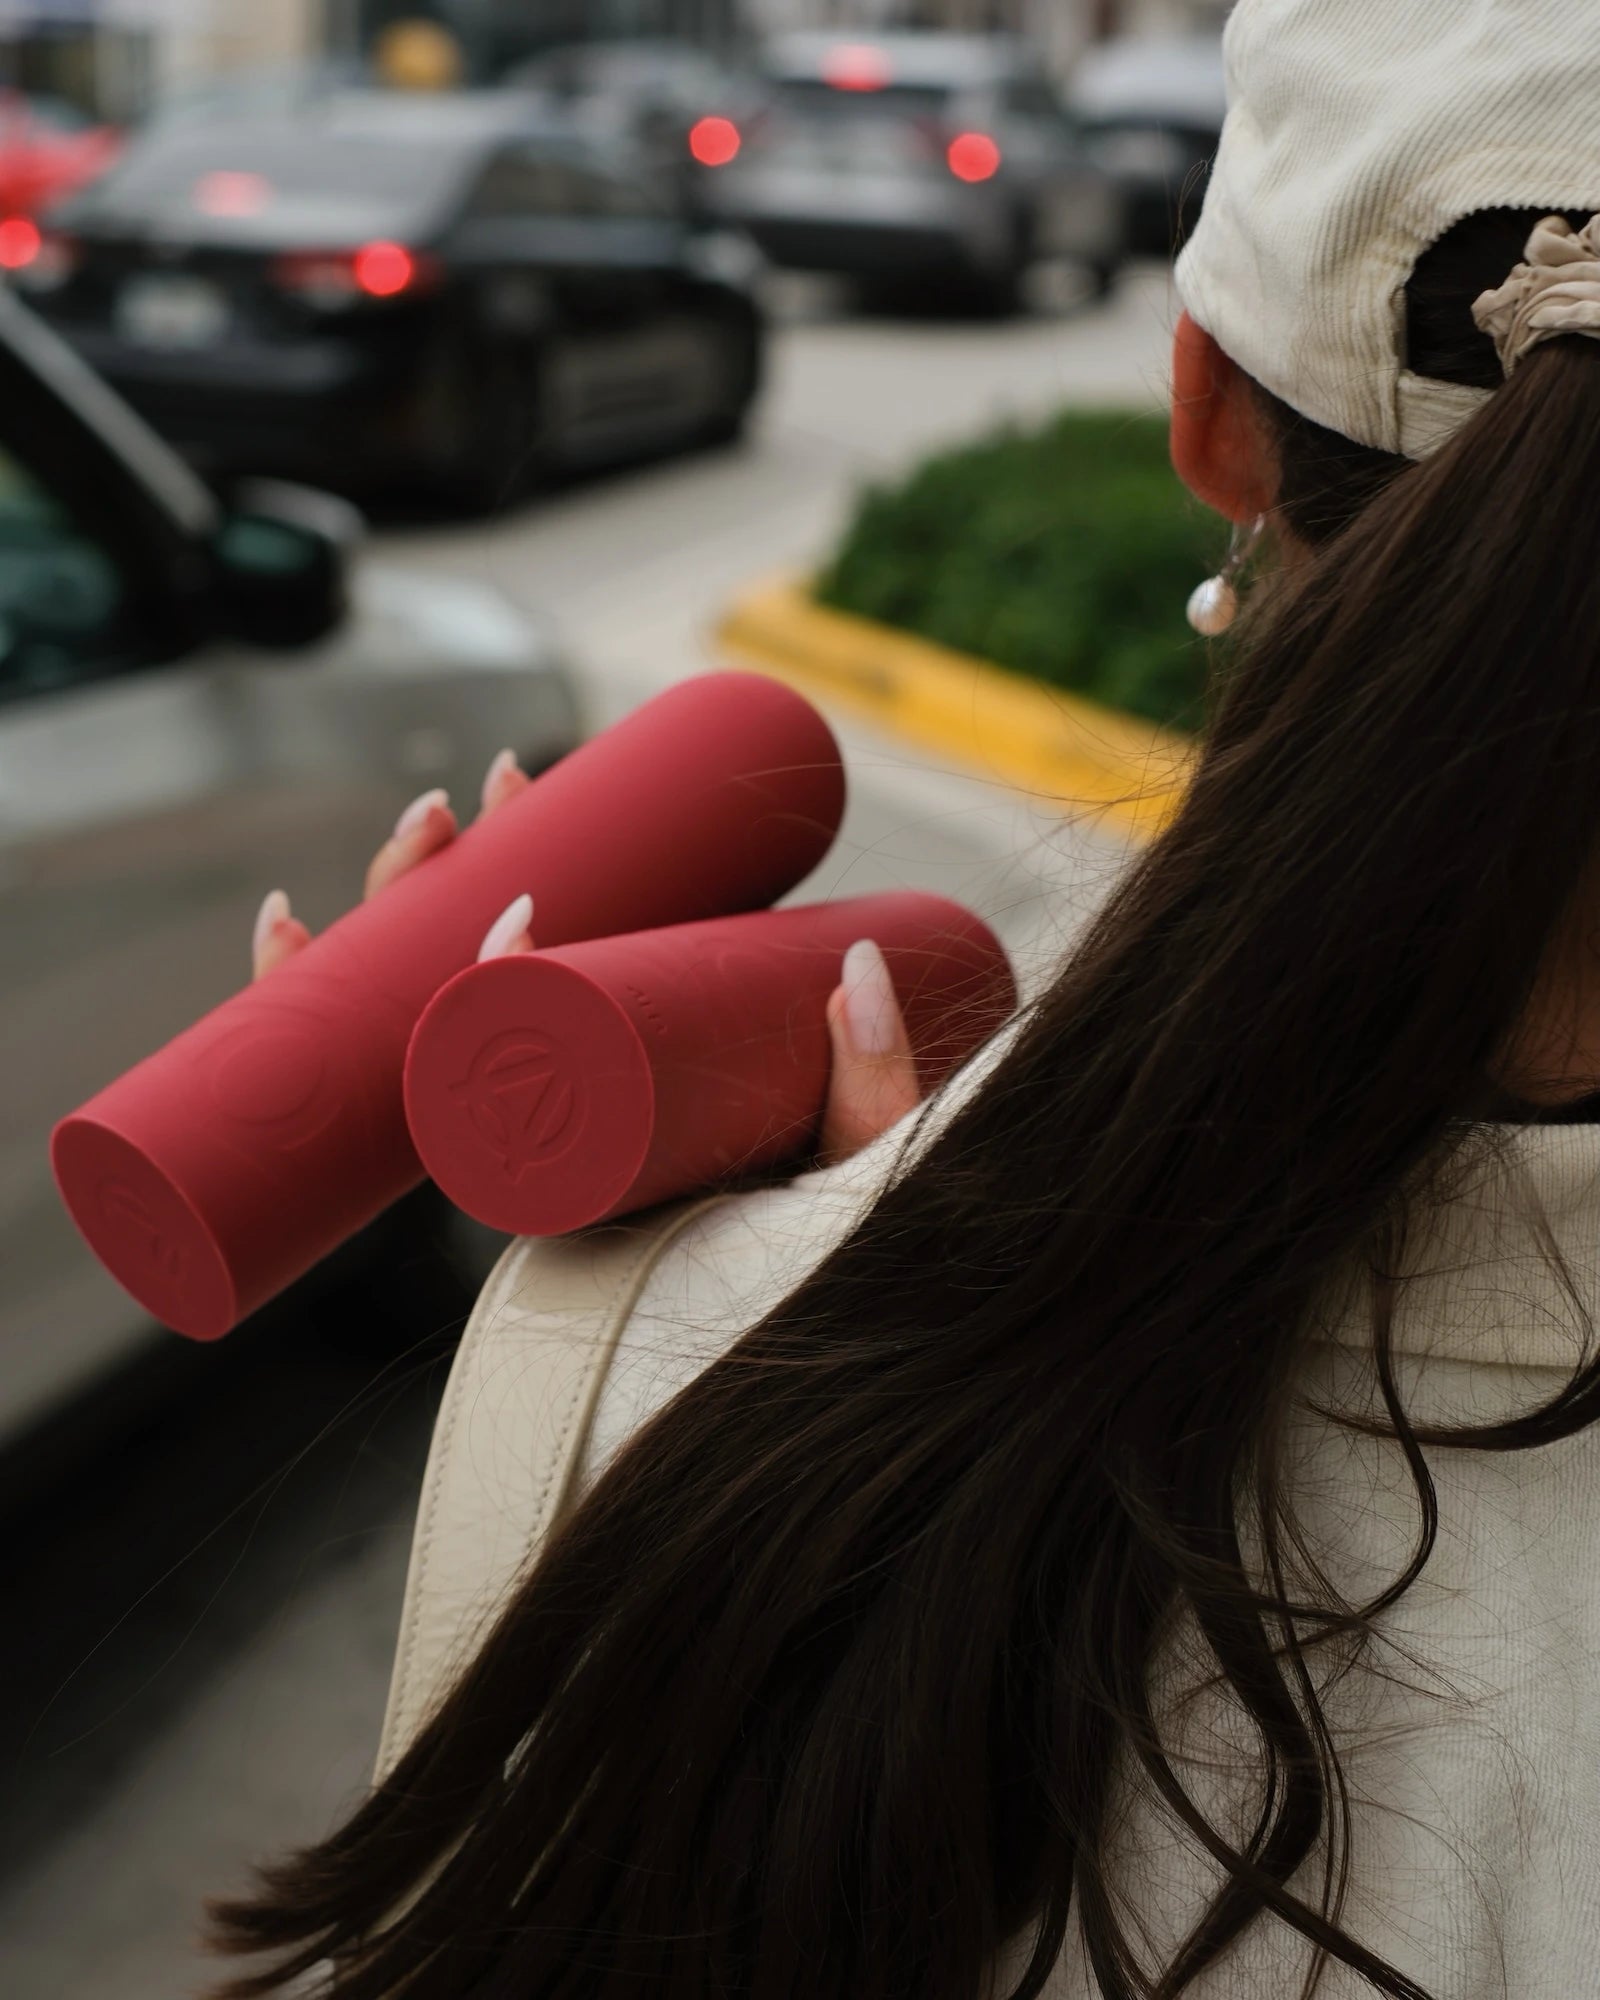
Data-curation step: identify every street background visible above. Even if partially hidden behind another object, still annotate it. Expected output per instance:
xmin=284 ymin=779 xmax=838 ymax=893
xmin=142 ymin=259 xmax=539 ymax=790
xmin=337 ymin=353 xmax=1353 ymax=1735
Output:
xmin=2 ymin=263 xmax=1173 ymax=2000
xmin=0 ymin=0 xmax=1206 ymax=1990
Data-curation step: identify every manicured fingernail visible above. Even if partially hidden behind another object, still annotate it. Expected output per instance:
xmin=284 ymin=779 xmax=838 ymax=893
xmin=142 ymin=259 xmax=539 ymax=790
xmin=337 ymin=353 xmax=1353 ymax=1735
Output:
xmin=394 ymin=788 xmax=449 ymax=841
xmin=481 ymin=748 xmax=520 ymax=810
xmin=253 ymin=889 xmax=290 ymax=961
xmin=479 ymin=893 xmax=534 ymax=962
xmin=841 ymin=939 xmax=898 ymax=1057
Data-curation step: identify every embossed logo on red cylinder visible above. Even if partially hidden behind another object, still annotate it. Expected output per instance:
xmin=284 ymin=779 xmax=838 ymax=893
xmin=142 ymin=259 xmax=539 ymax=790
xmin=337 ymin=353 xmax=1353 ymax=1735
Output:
xmin=97 ymin=1176 xmax=189 ymax=1297
xmin=448 ymin=1030 xmax=587 ymax=1181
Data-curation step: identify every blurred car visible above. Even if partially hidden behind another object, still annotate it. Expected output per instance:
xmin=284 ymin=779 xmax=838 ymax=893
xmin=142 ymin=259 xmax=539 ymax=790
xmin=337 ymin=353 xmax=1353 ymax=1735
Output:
xmin=142 ymin=57 xmax=369 ymax=134
xmin=505 ymin=37 xmax=766 ymax=204
xmin=697 ymin=30 xmax=1126 ymax=311
xmin=1069 ymin=33 xmax=1226 ymax=259
xmin=0 ymin=91 xmax=120 ymax=228
xmin=13 ymin=90 xmax=766 ymax=506
xmin=0 ymin=286 xmax=583 ymax=1453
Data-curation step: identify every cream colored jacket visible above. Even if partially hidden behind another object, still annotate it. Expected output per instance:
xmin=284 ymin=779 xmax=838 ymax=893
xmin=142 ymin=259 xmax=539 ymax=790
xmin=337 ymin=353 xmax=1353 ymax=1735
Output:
xmin=378 ymin=1015 xmax=1600 ymax=1998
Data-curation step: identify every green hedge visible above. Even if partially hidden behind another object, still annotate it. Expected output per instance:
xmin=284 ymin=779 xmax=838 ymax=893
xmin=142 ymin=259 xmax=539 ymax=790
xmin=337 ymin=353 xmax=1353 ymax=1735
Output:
xmin=814 ymin=410 xmax=1222 ymax=734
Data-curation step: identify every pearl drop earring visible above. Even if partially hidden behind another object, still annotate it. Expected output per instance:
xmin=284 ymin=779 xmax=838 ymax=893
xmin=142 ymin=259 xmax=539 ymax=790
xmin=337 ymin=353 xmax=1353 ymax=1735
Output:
xmin=1186 ymin=515 xmax=1267 ymax=637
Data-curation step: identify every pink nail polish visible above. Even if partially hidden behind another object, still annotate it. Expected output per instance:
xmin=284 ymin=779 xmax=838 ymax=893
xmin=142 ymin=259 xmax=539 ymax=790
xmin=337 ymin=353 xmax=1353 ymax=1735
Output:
xmin=394 ymin=788 xmax=449 ymax=841
xmin=481 ymin=749 xmax=518 ymax=810
xmin=841 ymin=940 xmax=897 ymax=1057
xmin=478 ymin=893 xmax=535 ymax=963
xmin=253 ymin=889 xmax=290 ymax=962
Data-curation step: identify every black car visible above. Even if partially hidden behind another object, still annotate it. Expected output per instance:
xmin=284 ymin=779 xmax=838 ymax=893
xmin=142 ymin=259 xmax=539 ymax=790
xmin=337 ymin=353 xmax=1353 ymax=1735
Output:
xmin=15 ymin=90 xmax=766 ymax=507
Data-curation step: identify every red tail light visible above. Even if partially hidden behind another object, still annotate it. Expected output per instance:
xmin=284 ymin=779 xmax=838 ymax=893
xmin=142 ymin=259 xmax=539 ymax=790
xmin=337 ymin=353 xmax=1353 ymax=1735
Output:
xmin=947 ymin=132 xmax=1003 ymax=183
xmin=0 ymin=215 xmax=40 ymax=271
xmin=272 ymin=239 xmax=437 ymax=307
xmin=13 ymin=227 xmax=77 ymax=292
xmin=689 ymin=116 xmax=741 ymax=168
xmin=353 ymin=239 xmax=415 ymax=297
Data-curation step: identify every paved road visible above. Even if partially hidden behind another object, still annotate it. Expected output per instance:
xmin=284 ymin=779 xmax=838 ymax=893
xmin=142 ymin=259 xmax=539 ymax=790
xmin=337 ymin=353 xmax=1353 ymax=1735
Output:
xmin=0 ymin=266 xmax=1174 ymax=2000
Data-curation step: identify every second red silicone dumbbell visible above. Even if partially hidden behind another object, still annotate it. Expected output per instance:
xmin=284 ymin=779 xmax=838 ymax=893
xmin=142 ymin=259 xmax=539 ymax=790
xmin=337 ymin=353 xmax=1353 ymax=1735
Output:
xmin=403 ymin=891 xmax=1017 ymax=1236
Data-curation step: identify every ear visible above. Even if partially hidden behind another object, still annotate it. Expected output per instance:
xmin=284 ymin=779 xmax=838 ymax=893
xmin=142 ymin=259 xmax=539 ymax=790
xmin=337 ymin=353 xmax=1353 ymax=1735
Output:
xmin=1171 ymin=313 xmax=1279 ymax=525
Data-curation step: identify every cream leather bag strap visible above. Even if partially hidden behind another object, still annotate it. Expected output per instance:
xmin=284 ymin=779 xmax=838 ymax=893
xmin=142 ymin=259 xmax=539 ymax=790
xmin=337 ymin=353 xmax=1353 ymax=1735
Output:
xmin=375 ymin=1193 xmax=734 ymax=1782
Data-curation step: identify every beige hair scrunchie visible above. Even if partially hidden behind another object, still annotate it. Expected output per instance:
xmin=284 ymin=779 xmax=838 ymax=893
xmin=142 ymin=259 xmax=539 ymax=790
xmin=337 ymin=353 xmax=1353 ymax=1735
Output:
xmin=1473 ymin=214 xmax=1600 ymax=377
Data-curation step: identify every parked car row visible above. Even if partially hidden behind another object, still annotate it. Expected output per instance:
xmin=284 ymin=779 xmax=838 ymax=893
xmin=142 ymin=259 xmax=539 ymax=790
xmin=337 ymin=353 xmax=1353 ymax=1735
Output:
xmin=7 ymin=90 xmax=764 ymax=505
xmin=0 ymin=34 xmax=1220 ymax=504
xmin=512 ymin=28 xmax=1225 ymax=294
xmin=690 ymin=31 xmax=1126 ymax=313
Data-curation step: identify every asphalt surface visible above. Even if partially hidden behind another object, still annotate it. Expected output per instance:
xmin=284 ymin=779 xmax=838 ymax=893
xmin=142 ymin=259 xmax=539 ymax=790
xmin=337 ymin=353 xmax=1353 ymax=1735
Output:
xmin=0 ymin=263 xmax=1174 ymax=1999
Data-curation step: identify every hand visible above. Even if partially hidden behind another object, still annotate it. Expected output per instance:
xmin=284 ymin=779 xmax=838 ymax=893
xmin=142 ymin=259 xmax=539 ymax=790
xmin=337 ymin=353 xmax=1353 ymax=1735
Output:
xmin=251 ymin=751 xmax=922 ymax=1169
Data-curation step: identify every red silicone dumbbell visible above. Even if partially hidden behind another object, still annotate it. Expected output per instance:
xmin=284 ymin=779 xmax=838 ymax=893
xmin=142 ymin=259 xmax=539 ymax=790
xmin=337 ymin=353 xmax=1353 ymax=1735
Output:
xmin=403 ymin=891 xmax=1017 ymax=1236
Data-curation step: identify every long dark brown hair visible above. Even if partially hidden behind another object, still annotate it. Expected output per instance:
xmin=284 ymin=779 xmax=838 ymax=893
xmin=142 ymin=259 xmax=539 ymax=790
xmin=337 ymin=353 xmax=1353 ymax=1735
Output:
xmin=208 ymin=209 xmax=1600 ymax=1999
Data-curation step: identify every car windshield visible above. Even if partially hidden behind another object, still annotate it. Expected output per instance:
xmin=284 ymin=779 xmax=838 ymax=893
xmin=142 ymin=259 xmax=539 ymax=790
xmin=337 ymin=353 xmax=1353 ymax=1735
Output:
xmin=78 ymin=128 xmax=462 ymax=237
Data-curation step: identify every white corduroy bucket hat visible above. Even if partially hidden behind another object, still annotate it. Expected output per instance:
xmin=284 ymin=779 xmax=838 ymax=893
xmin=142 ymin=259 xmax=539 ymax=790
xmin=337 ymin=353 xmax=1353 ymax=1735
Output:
xmin=1174 ymin=0 xmax=1600 ymax=461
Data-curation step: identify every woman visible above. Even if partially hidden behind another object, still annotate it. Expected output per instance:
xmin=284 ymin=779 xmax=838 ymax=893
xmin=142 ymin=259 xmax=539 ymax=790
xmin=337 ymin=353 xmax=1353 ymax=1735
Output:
xmin=209 ymin=4 xmax=1600 ymax=1995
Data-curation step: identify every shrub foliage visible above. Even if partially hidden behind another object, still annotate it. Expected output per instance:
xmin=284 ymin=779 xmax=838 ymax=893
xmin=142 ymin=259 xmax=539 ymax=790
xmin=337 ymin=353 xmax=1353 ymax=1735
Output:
xmin=814 ymin=409 xmax=1222 ymax=733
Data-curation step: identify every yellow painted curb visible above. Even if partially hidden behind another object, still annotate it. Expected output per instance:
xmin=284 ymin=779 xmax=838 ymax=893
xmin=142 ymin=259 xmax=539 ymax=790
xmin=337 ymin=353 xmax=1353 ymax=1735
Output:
xmin=716 ymin=579 xmax=1195 ymax=845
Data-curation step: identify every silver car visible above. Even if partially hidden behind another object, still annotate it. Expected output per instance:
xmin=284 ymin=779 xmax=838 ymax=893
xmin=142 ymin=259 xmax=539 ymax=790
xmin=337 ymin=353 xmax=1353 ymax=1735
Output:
xmin=700 ymin=30 xmax=1128 ymax=312
xmin=0 ymin=290 xmax=583 ymax=1454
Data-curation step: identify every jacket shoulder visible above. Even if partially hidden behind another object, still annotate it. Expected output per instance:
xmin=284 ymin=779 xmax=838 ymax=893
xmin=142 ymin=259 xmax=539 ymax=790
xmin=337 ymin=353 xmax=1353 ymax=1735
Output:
xmin=375 ymin=1194 xmax=732 ymax=1778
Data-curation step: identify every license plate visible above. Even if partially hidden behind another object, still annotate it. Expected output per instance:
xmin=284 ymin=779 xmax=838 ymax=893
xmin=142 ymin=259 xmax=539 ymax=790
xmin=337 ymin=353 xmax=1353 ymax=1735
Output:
xmin=115 ymin=273 xmax=229 ymax=349
xmin=781 ymin=118 xmax=922 ymax=175
xmin=822 ymin=130 xmax=917 ymax=171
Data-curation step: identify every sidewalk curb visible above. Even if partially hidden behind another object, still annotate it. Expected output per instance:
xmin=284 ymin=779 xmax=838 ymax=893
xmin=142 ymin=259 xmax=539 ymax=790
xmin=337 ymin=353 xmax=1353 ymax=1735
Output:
xmin=715 ymin=579 xmax=1194 ymax=844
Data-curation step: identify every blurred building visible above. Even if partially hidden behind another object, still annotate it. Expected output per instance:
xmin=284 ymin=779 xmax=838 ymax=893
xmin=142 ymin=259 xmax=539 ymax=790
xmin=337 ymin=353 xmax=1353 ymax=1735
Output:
xmin=354 ymin=0 xmax=741 ymax=73
xmin=355 ymin=0 xmax=1229 ymax=75
xmin=0 ymin=0 xmax=321 ymax=119
xmin=0 ymin=0 xmax=1228 ymax=127
xmin=738 ymin=0 xmax=1231 ymax=69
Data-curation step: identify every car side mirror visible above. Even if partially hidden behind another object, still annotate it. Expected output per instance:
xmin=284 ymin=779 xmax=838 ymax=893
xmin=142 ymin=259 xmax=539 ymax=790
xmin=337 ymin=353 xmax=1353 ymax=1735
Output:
xmin=208 ymin=477 xmax=362 ymax=650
